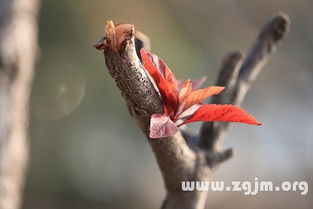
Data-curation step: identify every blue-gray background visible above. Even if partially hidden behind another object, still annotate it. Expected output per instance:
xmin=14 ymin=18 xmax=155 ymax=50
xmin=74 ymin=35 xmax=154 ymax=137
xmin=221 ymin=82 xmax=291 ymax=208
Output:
xmin=25 ymin=0 xmax=313 ymax=208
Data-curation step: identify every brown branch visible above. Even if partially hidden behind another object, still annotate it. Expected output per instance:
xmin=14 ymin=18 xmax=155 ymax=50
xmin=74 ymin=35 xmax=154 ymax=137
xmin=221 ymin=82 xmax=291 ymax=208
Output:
xmin=200 ymin=12 xmax=290 ymax=152
xmin=94 ymin=21 xmax=163 ymax=132
xmin=94 ymin=12 xmax=290 ymax=209
xmin=0 ymin=0 xmax=39 ymax=209
xmin=94 ymin=21 xmax=211 ymax=209
xmin=199 ymin=51 xmax=244 ymax=151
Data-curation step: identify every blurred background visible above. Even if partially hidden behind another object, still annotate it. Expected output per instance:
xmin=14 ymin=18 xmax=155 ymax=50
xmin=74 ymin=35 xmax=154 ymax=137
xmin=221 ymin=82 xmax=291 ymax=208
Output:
xmin=24 ymin=0 xmax=312 ymax=208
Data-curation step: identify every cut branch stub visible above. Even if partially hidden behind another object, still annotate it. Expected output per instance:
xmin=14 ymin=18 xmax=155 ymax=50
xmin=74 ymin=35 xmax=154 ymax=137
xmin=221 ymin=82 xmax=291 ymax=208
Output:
xmin=94 ymin=21 xmax=163 ymax=133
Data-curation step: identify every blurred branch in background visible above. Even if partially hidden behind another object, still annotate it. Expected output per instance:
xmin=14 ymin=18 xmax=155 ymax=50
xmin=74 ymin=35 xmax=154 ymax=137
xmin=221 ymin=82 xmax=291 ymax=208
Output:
xmin=200 ymin=12 xmax=290 ymax=151
xmin=0 ymin=0 xmax=39 ymax=209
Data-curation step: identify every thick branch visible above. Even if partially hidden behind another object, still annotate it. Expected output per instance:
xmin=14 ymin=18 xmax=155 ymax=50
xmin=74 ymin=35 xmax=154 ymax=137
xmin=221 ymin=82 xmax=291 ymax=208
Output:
xmin=95 ymin=21 xmax=212 ymax=209
xmin=200 ymin=12 xmax=290 ymax=151
xmin=94 ymin=21 xmax=163 ymax=132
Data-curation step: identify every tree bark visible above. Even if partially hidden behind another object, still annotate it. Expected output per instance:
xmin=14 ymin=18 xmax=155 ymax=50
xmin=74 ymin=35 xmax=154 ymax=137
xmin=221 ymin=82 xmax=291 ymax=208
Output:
xmin=94 ymin=13 xmax=290 ymax=209
xmin=0 ymin=1 xmax=39 ymax=209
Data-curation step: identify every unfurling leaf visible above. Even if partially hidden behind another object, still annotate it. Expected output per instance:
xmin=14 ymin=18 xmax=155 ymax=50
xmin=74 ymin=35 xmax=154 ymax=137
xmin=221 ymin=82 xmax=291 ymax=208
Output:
xmin=178 ymin=77 xmax=207 ymax=91
xmin=183 ymin=86 xmax=225 ymax=111
xmin=178 ymin=79 xmax=192 ymax=102
xmin=140 ymin=49 xmax=178 ymax=115
xmin=150 ymin=114 xmax=179 ymax=138
xmin=190 ymin=77 xmax=207 ymax=91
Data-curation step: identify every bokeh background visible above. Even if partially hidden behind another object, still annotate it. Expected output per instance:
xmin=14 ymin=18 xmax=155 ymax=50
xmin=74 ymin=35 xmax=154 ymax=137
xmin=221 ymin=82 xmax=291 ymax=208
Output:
xmin=24 ymin=0 xmax=312 ymax=208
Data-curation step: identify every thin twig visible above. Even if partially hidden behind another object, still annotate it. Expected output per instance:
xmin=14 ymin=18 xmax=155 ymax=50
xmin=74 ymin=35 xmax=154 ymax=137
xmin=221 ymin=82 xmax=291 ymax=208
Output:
xmin=199 ymin=51 xmax=244 ymax=151
xmin=200 ymin=12 xmax=290 ymax=152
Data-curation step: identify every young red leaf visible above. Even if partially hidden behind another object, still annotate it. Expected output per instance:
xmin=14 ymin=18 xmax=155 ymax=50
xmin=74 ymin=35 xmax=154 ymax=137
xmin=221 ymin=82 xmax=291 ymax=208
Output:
xmin=150 ymin=114 xmax=179 ymax=138
xmin=178 ymin=79 xmax=192 ymax=102
xmin=183 ymin=86 xmax=225 ymax=111
xmin=175 ymin=80 xmax=192 ymax=118
xmin=180 ymin=104 xmax=262 ymax=126
xmin=176 ymin=104 xmax=201 ymax=120
xmin=177 ymin=77 xmax=207 ymax=91
xmin=140 ymin=49 xmax=178 ymax=114
xmin=191 ymin=76 xmax=207 ymax=91
xmin=158 ymin=58 xmax=179 ymax=100
xmin=148 ymin=53 xmax=166 ymax=77
xmin=164 ymin=70 xmax=179 ymax=102
xmin=147 ymin=52 xmax=179 ymax=98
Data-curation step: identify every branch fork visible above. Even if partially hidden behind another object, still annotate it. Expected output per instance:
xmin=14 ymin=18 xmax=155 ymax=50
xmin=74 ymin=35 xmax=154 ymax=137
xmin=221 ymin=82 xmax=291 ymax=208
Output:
xmin=94 ymin=13 xmax=290 ymax=209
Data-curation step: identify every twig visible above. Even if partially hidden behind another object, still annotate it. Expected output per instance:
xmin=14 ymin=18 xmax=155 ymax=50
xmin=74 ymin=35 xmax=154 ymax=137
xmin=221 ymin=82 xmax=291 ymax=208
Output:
xmin=200 ymin=12 xmax=290 ymax=152
xmin=199 ymin=51 xmax=244 ymax=151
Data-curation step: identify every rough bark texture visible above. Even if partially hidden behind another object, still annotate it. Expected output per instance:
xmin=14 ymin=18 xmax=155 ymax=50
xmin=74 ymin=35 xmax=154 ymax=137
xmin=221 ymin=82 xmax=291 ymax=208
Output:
xmin=0 ymin=0 xmax=39 ymax=209
xmin=94 ymin=13 xmax=290 ymax=209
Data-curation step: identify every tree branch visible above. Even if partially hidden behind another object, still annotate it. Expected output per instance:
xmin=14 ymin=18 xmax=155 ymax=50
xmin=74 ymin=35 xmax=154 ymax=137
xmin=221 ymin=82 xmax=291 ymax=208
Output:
xmin=94 ymin=21 xmax=211 ymax=209
xmin=199 ymin=51 xmax=244 ymax=151
xmin=94 ymin=12 xmax=290 ymax=209
xmin=200 ymin=12 xmax=290 ymax=152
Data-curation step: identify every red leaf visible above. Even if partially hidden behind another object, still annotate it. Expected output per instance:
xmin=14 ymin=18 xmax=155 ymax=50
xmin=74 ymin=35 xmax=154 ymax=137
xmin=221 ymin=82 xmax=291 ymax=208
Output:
xmin=148 ymin=53 xmax=166 ymax=77
xmin=183 ymin=86 xmax=225 ymax=111
xmin=159 ymin=60 xmax=179 ymax=100
xmin=150 ymin=114 xmax=179 ymax=138
xmin=147 ymin=52 xmax=179 ymax=98
xmin=180 ymin=104 xmax=262 ymax=126
xmin=175 ymin=80 xmax=193 ymax=117
xmin=165 ymin=71 xmax=179 ymax=102
xmin=177 ymin=104 xmax=201 ymax=120
xmin=191 ymin=77 xmax=207 ymax=91
xmin=140 ymin=49 xmax=178 ymax=114
xmin=177 ymin=77 xmax=207 ymax=91
xmin=178 ymin=79 xmax=192 ymax=102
